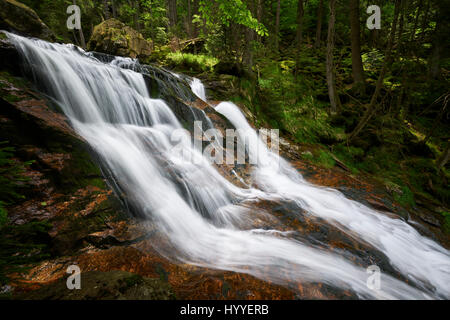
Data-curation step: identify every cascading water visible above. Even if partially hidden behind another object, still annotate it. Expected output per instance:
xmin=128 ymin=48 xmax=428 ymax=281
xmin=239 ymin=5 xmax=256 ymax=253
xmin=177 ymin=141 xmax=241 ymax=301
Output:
xmin=190 ymin=77 xmax=207 ymax=101
xmin=5 ymin=31 xmax=450 ymax=300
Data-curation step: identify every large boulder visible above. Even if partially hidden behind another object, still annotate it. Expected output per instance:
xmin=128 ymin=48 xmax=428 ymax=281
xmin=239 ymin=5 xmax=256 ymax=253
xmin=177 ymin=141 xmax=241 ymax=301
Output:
xmin=88 ymin=19 xmax=152 ymax=60
xmin=0 ymin=0 xmax=54 ymax=41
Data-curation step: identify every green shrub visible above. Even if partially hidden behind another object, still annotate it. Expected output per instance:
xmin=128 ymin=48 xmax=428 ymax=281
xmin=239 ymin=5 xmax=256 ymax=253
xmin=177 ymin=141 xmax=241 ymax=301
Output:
xmin=166 ymin=52 xmax=218 ymax=73
xmin=317 ymin=151 xmax=336 ymax=169
xmin=393 ymin=185 xmax=416 ymax=208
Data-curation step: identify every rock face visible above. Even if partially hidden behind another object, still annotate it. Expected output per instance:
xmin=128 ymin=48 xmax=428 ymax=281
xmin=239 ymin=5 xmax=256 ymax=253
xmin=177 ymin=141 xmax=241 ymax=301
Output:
xmin=88 ymin=19 xmax=152 ymax=60
xmin=0 ymin=0 xmax=54 ymax=41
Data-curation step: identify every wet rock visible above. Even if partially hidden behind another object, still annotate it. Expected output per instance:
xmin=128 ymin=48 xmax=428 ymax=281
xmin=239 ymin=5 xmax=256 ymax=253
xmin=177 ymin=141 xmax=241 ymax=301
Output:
xmin=0 ymin=0 xmax=55 ymax=41
xmin=17 ymin=270 xmax=175 ymax=300
xmin=0 ymin=73 xmax=105 ymax=193
xmin=366 ymin=197 xmax=392 ymax=212
xmin=416 ymin=211 xmax=441 ymax=228
xmin=88 ymin=19 xmax=152 ymax=60
xmin=0 ymin=32 xmax=22 ymax=75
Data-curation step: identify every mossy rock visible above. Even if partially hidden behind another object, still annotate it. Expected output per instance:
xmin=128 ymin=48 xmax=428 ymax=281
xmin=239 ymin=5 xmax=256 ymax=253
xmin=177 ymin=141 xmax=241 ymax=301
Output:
xmin=0 ymin=0 xmax=55 ymax=41
xmin=88 ymin=19 xmax=153 ymax=60
xmin=17 ymin=271 xmax=176 ymax=300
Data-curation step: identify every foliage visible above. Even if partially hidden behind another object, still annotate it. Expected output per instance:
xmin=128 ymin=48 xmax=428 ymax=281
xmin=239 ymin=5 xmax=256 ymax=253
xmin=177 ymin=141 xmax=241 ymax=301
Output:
xmin=0 ymin=142 xmax=33 ymax=227
xmin=0 ymin=144 xmax=55 ymax=285
xmin=198 ymin=0 xmax=267 ymax=37
xmin=166 ymin=52 xmax=218 ymax=73
xmin=0 ymin=221 xmax=52 ymax=286
xmin=0 ymin=202 xmax=7 ymax=228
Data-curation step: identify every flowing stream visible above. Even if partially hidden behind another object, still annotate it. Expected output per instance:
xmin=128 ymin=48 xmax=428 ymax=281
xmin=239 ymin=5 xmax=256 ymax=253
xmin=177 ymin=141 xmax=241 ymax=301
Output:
xmin=5 ymin=32 xmax=450 ymax=300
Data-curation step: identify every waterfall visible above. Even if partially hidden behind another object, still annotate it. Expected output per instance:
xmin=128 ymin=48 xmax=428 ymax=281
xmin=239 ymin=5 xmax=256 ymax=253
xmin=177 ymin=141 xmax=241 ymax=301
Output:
xmin=5 ymin=32 xmax=450 ymax=300
xmin=190 ymin=77 xmax=207 ymax=101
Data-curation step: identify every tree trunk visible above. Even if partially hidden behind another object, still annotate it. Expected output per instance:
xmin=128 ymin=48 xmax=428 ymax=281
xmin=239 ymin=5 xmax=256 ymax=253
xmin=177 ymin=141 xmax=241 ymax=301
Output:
xmin=193 ymin=0 xmax=199 ymax=37
xmin=294 ymin=0 xmax=304 ymax=75
xmin=243 ymin=0 xmax=257 ymax=76
xmin=419 ymin=0 xmax=430 ymax=41
xmin=274 ymin=0 xmax=281 ymax=51
xmin=133 ymin=0 xmax=141 ymax=32
xmin=424 ymin=94 xmax=448 ymax=143
xmin=112 ymin=0 xmax=117 ymax=19
xmin=348 ymin=0 xmax=401 ymax=142
xmin=103 ymin=0 xmax=110 ymax=20
xmin=326 ymin=0 xmax=341 ymax=113
xmin=187 ymin=0 xmax=193 ymax=38
xmin=73 ymin=0 xmax=86 ymax=49
xmin=256 ymin=0 xmax=263 ymax=43
xmin=397 ymin=0 xmax=405 ymax=43
xmin=437 ymin=142 xmax=450 ymax=172
xmin=428 ymin=1 xmax=448 ymax=80
xmin=410 ymin=0 xmax=423 ymax=41
xmin=295 ymin=0 xmax=304 ymax=46
xmin=314 ymin=0 xmax=324 ymax=49
xmin=350 ymin=0 xmax=365 ymax=89
xmin=369 ymin=0 xmax=380 ymax=48
xmin=428 ymin=26 xmax=442 ymax=79
xmin=168 ymin=0 xmax=177 ymax=29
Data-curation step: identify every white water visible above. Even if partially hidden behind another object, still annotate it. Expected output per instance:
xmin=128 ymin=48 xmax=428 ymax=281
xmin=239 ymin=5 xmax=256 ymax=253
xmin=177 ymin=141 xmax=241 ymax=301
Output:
xmin=6 ymin=32 xmax=450 ymax=300
xmin=191 ymin=77 xmax=207 ymax=101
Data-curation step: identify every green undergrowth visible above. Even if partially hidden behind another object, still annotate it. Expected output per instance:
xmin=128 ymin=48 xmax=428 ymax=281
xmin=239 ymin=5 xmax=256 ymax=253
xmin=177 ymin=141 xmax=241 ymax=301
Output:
xmin=301 ymin=149 xmax=336 ymax=169
xmin=0 ymin=142 xmax=53 ymax=290
xmin=165 ymin=52 xmax=218 ymax=73
xmin=442 ymin=211 xmax=450 ymax=234
xmin=0 ymin=221 xmax=53 ymax=288
xmin=0 ymin=142 xmax=33 ymax=227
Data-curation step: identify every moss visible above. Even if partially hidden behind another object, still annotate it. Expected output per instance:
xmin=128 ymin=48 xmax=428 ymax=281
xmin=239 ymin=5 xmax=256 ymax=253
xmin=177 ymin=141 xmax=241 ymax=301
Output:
xmin=0 ymin=0 xmax=54 ymax=41
xmin=17 ymin=271 xmax=176 ymax=300
xmin=301 ymin=149 xmax=336 ymax=169
xmin=442 ymin=211 xmax=450 ymax=235
xmin=0 ymin=221 xmax=53 ymax=286
xmin=56 ymin=146 xmax=103 ymax=193
xmin=317 ymin=150 xmax=336 ymax=169
xmin=0 ymin=202 xmax=7 ymax=227
xmin=332 ymin=145 xmax=365 ymax=174
xmin=3 ymin=94 xmax=22 ymax=103
xmin=392 ymin=185 xmax=416 ymax=208
xmin=88 ymin=178 xmax=106 ymax=189
xmin=166 ymin=52 xmax=218 ymax=73
xmin=123 ymin=274 xmax=144 ymax=288
xmin=301 ymin=151 xmax=314 ymax=162
xmin=0 ymin=142 xmax=32 ymax=208
xmin=0 ymin=71 xmax=30 ymax=89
